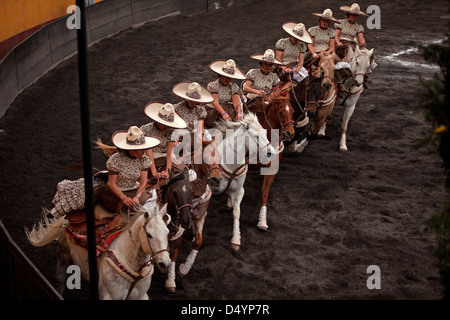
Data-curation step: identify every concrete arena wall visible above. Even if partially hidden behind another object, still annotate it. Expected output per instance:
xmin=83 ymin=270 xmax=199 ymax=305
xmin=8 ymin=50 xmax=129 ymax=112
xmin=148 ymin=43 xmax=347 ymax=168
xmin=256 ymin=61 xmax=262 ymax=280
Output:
xmin=0 ymin=0 xmax=237 ymax=118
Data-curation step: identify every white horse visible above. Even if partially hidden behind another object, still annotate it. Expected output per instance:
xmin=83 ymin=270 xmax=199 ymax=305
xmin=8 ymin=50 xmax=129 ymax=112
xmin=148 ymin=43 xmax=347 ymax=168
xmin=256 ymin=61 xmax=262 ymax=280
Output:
xmin=208 ymin=112 xmax=278 ymax=250
xmin=26 ymin=197 xmax=171 ymax=300
xmin=337 ymin=46 xmax=374 ymax=151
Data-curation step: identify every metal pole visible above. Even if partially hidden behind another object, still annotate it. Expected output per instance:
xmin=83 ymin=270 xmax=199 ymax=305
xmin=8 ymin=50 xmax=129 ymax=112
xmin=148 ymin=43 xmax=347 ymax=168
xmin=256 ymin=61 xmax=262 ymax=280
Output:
xmin=75 ymin=0 xmax=99 ymax=300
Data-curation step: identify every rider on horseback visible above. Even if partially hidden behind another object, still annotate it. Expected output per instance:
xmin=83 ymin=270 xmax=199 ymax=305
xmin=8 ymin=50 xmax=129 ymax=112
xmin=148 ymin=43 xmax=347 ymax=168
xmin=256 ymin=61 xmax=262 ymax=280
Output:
xmin=48 ymin=126 xmax=161 ymax=218
xmin=334 ymin=3 xmax=373 ymax=88
xmin=243 ymin=49 xmax=282 ymax=102
xmin=203 ymin=59 xmax=246 ymax=127
xmin=141 ymin=102 xmax=188 ymax=181
xmin=275 ymin=22 xmax=312 ymax=92
xmin=305 ymin=9 xmax=339 ymax=66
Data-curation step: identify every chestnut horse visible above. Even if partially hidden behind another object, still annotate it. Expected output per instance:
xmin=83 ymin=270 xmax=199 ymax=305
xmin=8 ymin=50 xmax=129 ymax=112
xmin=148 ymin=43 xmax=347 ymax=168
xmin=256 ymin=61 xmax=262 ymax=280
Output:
xmin=248 ymin=95 xmax=295 ymax=230
xmin=291 ymin=53 xmax=337 ymax=153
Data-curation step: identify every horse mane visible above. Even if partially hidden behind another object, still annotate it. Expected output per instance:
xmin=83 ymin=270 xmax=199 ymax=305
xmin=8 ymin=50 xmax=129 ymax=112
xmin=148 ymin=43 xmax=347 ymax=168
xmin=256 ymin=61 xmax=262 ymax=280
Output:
xmin=159 ymin=170 xmax=187 ymax=200
xmin=95 ymin=138 xmax=118 ymax=157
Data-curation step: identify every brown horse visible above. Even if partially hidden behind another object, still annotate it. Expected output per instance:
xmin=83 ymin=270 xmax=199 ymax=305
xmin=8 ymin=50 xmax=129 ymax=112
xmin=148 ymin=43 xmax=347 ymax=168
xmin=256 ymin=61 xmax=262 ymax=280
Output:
xmin=178 ymin=139 xmax=221 ymax=276
xmin=291 ymin=53 xmax=337 ymax=153
xmin=248 ymin=94 xmax=295 ymax=230
xmin=160 ymin=138 xmax=222 ymax=292
xmin=285 ymin=71 xmax=326 ymax=152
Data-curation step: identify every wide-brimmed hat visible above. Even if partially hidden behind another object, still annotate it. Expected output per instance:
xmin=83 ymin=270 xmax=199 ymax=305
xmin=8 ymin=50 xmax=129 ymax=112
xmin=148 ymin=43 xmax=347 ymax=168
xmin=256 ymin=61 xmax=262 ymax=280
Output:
xmin=312 ymin=8 xmax=339 ymax=23
xmin=209 ymin=59 xmax=246 ymax=80
xmin=112 ymin=126 xmax=161 ymax=150
xmin=340 ymin=3 xmax=368 ymax=16
xmin=172 ymin=81 xmax=214 ymax=104
xmin=144 ymin=102 xmax=187 ymax=129
xmin=251 ymin=49 xmax=284 ymax=65
xmin=282 ymin=22 xmax=313 ymax=44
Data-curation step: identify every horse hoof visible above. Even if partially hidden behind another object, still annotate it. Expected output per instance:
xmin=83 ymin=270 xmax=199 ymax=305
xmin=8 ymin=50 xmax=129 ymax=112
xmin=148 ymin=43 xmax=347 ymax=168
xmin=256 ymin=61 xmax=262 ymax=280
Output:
xmin=257 ymin=222 xmax=268 ymax=231
xmin=165 ymin=287 xmax=176 ymax=293
xmin=230 ymin=243 xmax=240 ymax=251
xmin=340 ymin=146 xmax=348 ymax=151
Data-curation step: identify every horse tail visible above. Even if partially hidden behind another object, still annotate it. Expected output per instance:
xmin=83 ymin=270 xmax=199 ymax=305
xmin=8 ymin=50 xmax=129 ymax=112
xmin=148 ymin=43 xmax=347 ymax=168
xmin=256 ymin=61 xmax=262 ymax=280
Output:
xmin=25 ymin=210 xmax=66 ymax=247
xmin=95 ymin=137 xmax=118 ymax=157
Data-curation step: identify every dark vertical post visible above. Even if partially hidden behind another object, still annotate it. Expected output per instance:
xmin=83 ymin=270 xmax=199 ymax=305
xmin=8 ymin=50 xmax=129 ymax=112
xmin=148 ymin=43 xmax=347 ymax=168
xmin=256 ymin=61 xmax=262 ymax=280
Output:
xmin=75 ymin=0 xmax=99 ymax=300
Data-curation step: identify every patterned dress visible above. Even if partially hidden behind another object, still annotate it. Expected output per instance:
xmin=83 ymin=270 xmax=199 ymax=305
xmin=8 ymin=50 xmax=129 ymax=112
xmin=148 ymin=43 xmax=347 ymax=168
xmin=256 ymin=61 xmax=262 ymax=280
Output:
xmin=308 ymin=26 xmax=336 ymax=53
xmin=106 ymin=151 xmax=151 ymax=191
xmin=207 ymin=78 xmax=240 ymax=106
xmin=275 ymin=37 xmax=307 ymax=66
xmin=174 ymin=101 xmax=207 ymax=133
xmin=140 ymin=122 xmax=175 ymax=154
xmin=334 ymin=19 xmax=364 ymax=42
xmin=245 ymin=68 xmax=280 ymax=93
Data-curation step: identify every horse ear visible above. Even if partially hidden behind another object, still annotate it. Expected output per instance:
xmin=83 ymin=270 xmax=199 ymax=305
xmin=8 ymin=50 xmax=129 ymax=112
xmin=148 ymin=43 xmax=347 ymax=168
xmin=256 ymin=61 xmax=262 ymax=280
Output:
xmin=368 ymin=48 xmax=374 ymax=57
xmin=355 ymin=46 xmax=361 ymax=55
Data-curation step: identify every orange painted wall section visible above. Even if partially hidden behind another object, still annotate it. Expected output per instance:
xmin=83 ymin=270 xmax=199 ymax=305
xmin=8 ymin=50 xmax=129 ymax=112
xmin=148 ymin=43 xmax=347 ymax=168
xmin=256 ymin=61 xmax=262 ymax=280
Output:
xmin=0 ymin=0 xmax=104 ymax=42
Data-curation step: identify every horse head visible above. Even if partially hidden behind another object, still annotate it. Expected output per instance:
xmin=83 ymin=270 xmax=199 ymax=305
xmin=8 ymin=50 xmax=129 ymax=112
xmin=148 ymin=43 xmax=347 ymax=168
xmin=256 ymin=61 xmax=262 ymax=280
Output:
xmin=201 ymin=137 xmax=222 ymax=189
xmin=241 ymin=112 xmax=279 ymax=162
xmin=318 ymin=52 xmax=336 ymax=91
xmin=304 ymin=74 xmax=324 ymax=118
xmin=137 ymin=203 xmax=171 ymax=273
xmin=162 ymin=167 xmax=194 ymax=230
xmin=348 ymin=46 xmax=374 ymax=87
xmin=267 ymin=95 xmax=295 ymax=141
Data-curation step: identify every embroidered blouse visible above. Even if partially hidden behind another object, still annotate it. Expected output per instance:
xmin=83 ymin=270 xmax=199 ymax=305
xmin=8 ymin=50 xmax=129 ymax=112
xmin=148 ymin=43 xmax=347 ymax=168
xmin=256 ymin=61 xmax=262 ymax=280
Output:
xmin=275 ymin=37 xmax=307 ymax=65
xmin=245 ymin=68 xmax=280 ymax=92
xmin=207 ymin=78 xmax=240 ymax=106
xmin=174 ymin=101 xmax=207 ymax=132
xmin=334 ymin=19 xmax=364 ymax=42
xmin=140 ymin=122 xmax=174 ymax=154
xmin=308 ymin=26 xmax=336 ymax=53
xmin=106 ymin=151 xmax=151 ymax=190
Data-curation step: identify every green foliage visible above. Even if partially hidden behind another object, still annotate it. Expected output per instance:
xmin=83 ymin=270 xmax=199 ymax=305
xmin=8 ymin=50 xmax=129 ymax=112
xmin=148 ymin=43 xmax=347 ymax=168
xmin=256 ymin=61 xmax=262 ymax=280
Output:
xmin=416 ymin=30 xmax=450 ymax=299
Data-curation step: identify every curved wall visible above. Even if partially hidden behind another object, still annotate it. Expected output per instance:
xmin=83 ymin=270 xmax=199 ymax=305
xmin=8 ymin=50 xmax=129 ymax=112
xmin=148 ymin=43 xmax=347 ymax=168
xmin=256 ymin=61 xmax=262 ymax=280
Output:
xmin=0 ymin=0 xmax=235 ymax=118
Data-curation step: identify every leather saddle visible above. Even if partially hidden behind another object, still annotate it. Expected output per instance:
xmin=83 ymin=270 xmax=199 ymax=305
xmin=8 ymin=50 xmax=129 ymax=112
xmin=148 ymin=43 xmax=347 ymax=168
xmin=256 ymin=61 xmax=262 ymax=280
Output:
xmin=64 ymin=204 xmax=126 ymax=255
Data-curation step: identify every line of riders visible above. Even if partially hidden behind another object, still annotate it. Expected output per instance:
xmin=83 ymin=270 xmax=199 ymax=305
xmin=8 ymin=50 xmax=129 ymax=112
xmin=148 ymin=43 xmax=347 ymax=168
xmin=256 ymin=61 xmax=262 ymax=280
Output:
xmin=40 ymin=3 xmax=376 ymax=286
xmin=48 ymin=3 xmax=375 ymax=221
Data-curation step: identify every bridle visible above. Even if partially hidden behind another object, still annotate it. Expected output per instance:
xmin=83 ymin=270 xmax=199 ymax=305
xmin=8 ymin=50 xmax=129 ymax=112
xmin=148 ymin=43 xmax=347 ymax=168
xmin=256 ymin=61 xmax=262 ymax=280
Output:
xmin=261 ymin=97 xmax=294 ymax=142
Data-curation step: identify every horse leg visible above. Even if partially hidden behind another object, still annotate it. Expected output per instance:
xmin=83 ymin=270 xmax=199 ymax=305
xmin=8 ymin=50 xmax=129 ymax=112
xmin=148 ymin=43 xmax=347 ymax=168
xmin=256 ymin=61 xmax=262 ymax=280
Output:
xmin=230 ymin=186 xmax=245 ymax=251
xmin=293 ymin=131 xmax=313 ymax=153
xmin=258 ymin=174 xmax=275 ymax=231
xmin=317 ymin=121 xmax=327 ymax=137
xmin=179 ymin=203 xmax=208 ymax=275
xmin=340 ymin=100 xmax=356 ymax=151
xmin=165 ymin=245 xmax=179 ymax=293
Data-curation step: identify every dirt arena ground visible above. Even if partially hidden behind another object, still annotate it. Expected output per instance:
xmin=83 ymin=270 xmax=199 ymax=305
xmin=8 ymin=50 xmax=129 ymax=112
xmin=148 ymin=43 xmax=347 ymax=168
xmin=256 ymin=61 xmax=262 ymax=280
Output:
xmin=0 ymin=0 xmax=448 ymax=300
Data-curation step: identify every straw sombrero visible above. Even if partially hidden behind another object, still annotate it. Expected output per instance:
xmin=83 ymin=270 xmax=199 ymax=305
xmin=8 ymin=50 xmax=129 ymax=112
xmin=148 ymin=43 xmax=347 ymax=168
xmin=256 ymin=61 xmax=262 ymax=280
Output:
xmin=172 ymin=81 xmax=214 ymax=104
xmin=312 ymin=8 xmax=339 ymax=23
xmin=251 ymin=49 xmax=284 ymax=65
xmin=111 ymin=126 xmax=161 ymax=150
xmin=340 ymin=3 xmax=368 ymax=16
xmin=209 ymin=59 xmax=246 ymax=80
xmin=144 ymin=102 xmax=187 ymax=129
xmin=282 ymin=22 xmax=313 ymax=44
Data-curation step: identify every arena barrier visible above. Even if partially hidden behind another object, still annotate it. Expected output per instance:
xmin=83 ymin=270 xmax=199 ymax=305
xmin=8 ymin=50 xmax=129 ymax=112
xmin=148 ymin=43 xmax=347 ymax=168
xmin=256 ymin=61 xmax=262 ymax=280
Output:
xmin=0 ymin=220 xmax=63 ymax=300
xmin=0 ymin=0 xmax=238 ymax=118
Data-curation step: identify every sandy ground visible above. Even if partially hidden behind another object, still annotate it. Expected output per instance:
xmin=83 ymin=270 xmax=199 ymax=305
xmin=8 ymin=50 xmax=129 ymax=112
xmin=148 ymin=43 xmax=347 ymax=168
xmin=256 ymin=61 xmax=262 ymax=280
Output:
xmin=0 ymin=0 xmax=448 ymax=300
